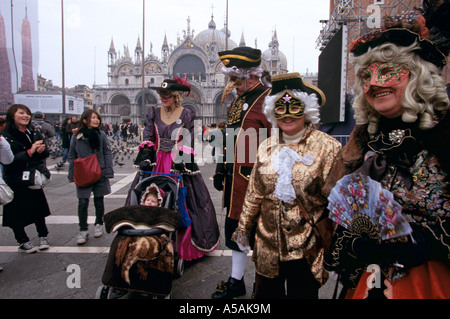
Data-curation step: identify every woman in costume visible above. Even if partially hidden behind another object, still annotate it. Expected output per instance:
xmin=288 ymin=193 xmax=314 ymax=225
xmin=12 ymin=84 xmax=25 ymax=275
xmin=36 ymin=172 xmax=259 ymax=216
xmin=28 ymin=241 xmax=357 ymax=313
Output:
xmin=140 ymin=77 xmax=220 ymax=261
xmin=323 ymin=3 xmax=450 ymax=299
xmin=231 ymin=73 xmax=342 ymax=298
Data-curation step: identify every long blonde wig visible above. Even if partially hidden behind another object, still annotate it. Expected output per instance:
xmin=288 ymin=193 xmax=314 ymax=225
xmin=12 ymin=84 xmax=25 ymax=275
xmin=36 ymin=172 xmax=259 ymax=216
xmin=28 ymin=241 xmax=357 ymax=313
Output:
xmin=351 ymin=41 xmax=449 ymax=136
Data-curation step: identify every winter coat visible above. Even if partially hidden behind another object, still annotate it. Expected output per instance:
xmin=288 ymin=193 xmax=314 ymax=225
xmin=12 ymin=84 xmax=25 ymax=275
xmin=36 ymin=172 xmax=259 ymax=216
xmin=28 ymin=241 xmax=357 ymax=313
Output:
xmin=1 ymin=124 xmax=51 ymax=228
xmin=68 ymin=129 xmax=114 ymax=199
xmin=0 ymin=137 xmax=14 ymax=184
xmin=60 ymin=122 xmax=71 ymax=149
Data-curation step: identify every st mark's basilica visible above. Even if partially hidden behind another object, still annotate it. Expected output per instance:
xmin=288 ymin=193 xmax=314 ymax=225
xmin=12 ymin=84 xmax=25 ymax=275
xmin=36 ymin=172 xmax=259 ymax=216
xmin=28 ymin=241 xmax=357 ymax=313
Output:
xmin=92 ymin=14 xmax=289 ymax=125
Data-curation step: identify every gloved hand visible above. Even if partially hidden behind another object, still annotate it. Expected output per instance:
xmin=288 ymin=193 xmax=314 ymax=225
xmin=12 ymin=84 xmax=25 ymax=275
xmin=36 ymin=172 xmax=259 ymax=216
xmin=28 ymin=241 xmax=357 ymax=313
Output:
xmin=213 ymin=173 xmax=224 ymax=191
xmin=237 ymin=241 xmax=251 ymax=253
xmin=233 ymin=232 xmax=251 ymax=253
xmin=139 ymin=160 xmax=153 ymax=171
xmin=173 ymin=161 xmax=187 ymax=174
xmin=349 ymin=231 xmax=431 ymax=269
xmin=134 ymin=146 xmax=155 ymax=166
xmin=351 ymin=236 xmax=375 ymax=255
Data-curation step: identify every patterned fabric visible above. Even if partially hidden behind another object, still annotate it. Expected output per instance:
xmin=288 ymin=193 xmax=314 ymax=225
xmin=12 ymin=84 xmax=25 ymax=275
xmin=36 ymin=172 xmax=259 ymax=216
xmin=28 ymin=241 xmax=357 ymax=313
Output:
xmin=323 ymin=117 xmax=450 ymax=290
xmin=232 ymin=125 xmax=342 ymax=283
xmin=382 ymin=149 xmax=450 ymax=226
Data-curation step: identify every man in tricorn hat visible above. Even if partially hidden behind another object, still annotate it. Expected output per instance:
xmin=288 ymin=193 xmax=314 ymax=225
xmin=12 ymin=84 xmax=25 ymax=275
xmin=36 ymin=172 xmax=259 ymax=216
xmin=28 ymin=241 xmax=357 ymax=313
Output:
xmin=211 ymin=46 xmax=272 ymax=299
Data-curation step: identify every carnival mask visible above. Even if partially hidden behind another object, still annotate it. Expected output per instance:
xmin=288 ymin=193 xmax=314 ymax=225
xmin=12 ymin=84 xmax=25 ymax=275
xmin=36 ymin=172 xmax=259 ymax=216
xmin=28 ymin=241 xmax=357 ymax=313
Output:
xmin=360 ymin=62 xmax=410 ymax=93
xmin=273 ymin=91 xmax=305 ymax=120
xmin=221 ymin=77 xmax=245 ymax=103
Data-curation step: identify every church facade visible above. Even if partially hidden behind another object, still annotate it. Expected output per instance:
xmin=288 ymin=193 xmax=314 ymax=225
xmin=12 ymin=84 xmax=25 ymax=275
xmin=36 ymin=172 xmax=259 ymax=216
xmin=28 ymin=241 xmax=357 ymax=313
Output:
xmin=92 ymin=15 xmax=288 ymax=125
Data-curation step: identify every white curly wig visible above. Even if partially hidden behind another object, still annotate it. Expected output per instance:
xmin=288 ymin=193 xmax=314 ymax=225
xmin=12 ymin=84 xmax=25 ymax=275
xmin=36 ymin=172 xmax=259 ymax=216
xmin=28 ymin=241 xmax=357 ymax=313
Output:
xmin=263 ymin=90 xmax=321 ymax=128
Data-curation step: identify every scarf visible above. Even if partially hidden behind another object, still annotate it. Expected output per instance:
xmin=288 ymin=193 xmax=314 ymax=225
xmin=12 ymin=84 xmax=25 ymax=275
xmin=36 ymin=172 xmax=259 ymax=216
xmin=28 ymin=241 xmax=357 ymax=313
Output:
xmin=80 ymin=126 xmax=100 ymax=151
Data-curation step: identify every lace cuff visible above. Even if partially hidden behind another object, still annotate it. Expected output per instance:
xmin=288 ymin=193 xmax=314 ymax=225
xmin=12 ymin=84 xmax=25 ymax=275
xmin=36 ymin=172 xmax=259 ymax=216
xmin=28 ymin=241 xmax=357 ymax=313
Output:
xmin=231 ymin=229 xmax=250 ymax=247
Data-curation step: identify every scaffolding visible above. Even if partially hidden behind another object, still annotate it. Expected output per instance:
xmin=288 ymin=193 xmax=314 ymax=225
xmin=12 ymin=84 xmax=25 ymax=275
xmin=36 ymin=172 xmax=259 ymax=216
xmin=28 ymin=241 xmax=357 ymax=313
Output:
xmin=316 ymin=0 xmax=422 ymax=92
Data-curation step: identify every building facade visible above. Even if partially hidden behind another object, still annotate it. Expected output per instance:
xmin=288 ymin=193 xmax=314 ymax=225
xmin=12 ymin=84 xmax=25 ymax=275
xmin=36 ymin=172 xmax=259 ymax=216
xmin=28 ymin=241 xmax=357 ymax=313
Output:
xmin=93 ymin=15 xmax=288 ymax=125
xmin=318 ymin=0 xmax=449 ymax=92
xmin=19 ymin=7 xmax=34 ymax=92
xmin=0 ymin=12 xmax=13 ymax=110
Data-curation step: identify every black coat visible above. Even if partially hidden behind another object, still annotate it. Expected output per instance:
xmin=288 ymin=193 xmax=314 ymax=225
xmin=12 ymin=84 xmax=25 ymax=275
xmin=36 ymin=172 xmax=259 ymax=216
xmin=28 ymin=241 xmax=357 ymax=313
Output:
xmin=61 ymin=122 xmax=71 ymax=149
xmin=1 ymin=124 xmax=51 ymax=228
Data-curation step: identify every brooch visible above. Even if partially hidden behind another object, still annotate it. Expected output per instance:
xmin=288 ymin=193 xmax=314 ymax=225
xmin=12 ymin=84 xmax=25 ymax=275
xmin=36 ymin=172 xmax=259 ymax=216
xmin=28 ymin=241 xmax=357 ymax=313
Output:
xmin=176 ymin=119 xmax=182 ymax=125
xmin=300 ymin=154 xmax=315 ymax=166
xmin=388 ymin=129 xmax=405 ymax=144
xmin=242 ymin=103 xmax=249 ymax=111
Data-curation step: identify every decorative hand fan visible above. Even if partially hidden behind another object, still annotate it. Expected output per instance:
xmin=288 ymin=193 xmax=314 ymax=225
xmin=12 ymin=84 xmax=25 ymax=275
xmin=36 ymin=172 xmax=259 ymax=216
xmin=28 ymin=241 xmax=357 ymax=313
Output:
xmin=327 ymin=173 xmax=412 ymax=240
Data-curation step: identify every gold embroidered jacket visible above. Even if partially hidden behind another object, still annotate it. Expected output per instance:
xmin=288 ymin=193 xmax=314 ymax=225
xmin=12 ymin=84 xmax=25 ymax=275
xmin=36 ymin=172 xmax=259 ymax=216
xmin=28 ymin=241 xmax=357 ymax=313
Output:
xmin=232 ymin=124 xmax=341 ymax=283
xmin=215 ymin=82 xmax=271 ymax=220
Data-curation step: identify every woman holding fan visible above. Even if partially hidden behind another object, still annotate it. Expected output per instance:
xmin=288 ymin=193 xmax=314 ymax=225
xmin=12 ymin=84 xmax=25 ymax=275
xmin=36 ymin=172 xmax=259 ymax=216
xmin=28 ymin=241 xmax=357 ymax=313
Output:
xmin=323 ymin=3 xmax=450 ymax=299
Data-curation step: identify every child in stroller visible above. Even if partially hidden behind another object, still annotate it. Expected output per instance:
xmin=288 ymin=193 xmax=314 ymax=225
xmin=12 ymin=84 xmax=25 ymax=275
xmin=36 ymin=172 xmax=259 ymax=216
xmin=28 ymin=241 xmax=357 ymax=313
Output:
xmin=97 ymin=175 xmax=183 ymax=299
xmin=141 ymin=183 xmax=165 ymax=208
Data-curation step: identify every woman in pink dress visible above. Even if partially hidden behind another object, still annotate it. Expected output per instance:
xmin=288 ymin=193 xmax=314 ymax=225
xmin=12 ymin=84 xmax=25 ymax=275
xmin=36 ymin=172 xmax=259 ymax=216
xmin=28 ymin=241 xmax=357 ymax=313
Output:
xmin=140 ymin=78 xmax=220 ymax=261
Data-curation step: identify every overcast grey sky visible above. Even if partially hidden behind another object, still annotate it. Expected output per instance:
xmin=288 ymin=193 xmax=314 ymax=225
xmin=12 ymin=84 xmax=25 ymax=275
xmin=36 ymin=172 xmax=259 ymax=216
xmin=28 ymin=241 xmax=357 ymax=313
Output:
xmin=38 ymin=0 xmax=330 ymax=88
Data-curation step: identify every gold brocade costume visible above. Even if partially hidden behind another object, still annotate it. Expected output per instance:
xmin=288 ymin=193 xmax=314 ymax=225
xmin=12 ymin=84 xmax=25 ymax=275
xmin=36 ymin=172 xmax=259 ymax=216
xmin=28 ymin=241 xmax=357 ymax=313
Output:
xmin=232 ymin=124 xmax=341 ymax=284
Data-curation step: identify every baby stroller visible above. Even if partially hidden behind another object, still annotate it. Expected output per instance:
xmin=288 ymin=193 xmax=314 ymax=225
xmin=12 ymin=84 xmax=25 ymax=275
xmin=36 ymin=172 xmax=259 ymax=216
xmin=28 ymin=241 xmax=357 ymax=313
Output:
xmin=128 ymin=172 xmax=186 ymax=278
xmin=96 ymin=172 xmax=184 ymax=299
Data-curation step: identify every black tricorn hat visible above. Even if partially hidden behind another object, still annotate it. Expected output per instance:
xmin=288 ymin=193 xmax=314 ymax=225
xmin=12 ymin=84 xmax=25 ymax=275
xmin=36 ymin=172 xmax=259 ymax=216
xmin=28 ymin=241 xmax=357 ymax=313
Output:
xmin=218 ymin=46 xmax=262 ymax=68
xmin=350 ymin=3 xmax=450 ymax=68
xmin=270 ymin=72 xmax=326 ymax=106
xmin=350 ymin=28 xmax=447 ymax=68
xmin=149 ymin=78 xmax=191 ymax=92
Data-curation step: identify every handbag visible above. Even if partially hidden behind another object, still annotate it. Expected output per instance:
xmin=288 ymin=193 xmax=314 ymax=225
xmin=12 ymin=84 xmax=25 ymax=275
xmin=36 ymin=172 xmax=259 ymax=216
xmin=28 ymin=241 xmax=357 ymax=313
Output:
xmin=0 ymin=183 xmax=14 ymax=205
xmin=4 ymin=167 xmax=49 ymax=189
xmin=296 ymin=198 xmax=335 ymax=255
xmin=73 ymin=152 xmax=101 ymax=187
xmin=28 ymin=170 xmax=50 ymax=189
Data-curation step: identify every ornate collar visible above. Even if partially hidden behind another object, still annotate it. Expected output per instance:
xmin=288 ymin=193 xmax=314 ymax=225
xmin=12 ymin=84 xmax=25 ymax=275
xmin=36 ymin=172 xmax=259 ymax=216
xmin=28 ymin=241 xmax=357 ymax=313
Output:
xmin=368 ymin=128 xmax=416 ymax=154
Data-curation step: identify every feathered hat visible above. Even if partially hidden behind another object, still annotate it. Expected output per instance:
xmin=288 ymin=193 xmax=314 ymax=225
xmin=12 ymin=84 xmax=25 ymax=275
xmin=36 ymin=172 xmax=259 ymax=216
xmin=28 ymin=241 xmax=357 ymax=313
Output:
xmin=350 ymin=0 xmax=450 ymax=68
xmin=149 ymin=77 xmax=191 ymax=96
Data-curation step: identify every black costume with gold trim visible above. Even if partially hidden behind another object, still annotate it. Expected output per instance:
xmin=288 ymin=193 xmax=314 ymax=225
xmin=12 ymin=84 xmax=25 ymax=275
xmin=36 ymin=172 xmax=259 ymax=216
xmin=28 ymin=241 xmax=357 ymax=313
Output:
xmin=215 ymin=82 xmax=271 ymax=250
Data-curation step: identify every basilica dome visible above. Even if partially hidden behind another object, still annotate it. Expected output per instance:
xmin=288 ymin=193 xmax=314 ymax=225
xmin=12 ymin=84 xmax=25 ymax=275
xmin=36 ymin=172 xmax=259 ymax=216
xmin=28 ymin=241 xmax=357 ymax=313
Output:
xmin=193 ymin=16 xmax=238 ymax=52
xmin=262 ymin=47 xmax=288 ymax=71
xmin=262 ymin=35 xmax=288 ymax=73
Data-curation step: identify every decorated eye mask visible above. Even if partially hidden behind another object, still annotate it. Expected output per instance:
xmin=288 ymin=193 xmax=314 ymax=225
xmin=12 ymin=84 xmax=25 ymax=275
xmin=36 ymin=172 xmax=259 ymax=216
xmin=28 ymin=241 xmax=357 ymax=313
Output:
xmin=360 ymin=62 xmax=410 ymax=93
xmin=274 ymin=91 xmax=305 ymax=119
